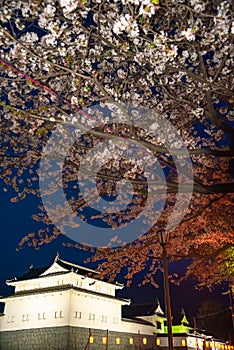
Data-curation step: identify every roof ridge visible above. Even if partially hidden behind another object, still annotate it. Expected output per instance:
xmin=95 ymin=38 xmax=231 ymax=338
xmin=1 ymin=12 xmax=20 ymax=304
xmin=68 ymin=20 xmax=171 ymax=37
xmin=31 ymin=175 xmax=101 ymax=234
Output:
xmin=57 ymin=258 xmax=100 ymax=274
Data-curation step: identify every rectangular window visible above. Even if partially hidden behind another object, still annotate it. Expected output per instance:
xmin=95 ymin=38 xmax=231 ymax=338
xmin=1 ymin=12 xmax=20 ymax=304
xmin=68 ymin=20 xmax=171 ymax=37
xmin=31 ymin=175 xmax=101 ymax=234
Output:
xmin=38 ymin=312 xmax=46 ymax=320
xmin=101 ymin=315 xmax=107 ymax=322
xmin=57 ymin=280 xmax=64 ymax=286
xmin=8 ymin=316 xmax=16 ymax=323
xmin=113 ymin=316 xmax=118 ymax=324
xmin=156 ymin=321 xmax=162 ymax=330
xmin=22 ymin=314 xmax=30 ymax=321
xmin=74 ymin=311 xmax=82 ymax=319
xmin=55 ymin=311 xmax=63 ymax=319
xmin=88 ymin=313 xmax=95 ymax=321
xmin=54 ymin=311 xmax=64 ymax=318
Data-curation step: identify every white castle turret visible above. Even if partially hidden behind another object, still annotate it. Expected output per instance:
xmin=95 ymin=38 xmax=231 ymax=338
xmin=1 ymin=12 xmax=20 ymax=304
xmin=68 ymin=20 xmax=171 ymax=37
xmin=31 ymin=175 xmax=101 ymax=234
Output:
xmin=0 ymin=256 xmax=165 ymax=349
xmin=0 ymin=256 xmax=227 ymax=350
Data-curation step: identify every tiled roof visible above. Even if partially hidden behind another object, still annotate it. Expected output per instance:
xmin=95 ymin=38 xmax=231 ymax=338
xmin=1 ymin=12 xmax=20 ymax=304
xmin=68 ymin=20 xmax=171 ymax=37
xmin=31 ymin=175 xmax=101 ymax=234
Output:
xmin=122 ymin=317 xmax=154 ymax=326
xmin=122 ymin=300 xmax=160 ymax=318
xmin=56 ymin=258 xmax=101 ymax=278
xmin=6 ymin=257 xmax=117 ymax=285
xmin=8 ymin=266 xmax=49 ymax=282
xmin=172 ymin=309 xmax=191 ymax=327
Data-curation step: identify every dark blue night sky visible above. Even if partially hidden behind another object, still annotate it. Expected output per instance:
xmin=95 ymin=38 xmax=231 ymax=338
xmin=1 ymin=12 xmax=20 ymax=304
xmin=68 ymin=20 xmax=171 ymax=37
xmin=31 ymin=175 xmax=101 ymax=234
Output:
xmin=0 ymin=178 xmax=230 ymax=323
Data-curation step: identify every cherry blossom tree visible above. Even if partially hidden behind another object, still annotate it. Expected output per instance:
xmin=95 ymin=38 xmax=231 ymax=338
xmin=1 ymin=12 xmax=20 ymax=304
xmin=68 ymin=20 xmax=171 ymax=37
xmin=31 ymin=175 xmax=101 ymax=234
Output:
xmin=196 ymin=299 xmax=233 ymax=341
xmin=0 ymin=0 xmax=233 ymax=288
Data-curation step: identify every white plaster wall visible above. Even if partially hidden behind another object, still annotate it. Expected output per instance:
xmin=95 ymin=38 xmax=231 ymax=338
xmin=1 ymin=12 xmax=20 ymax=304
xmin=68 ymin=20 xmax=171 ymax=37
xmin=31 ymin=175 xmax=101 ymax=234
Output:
xmin=0 ymin=290 xmax=70 ymax=331
xmin=186 ymin=336 xmax=226 ymax=350
xmin=69 ymin=289 xmax=124 ymax=331
xmin=174 ymin=336 xmax=187 ymax=347
xmin=156 ymin=336 xmax=187 ymax=348
xmin=157 ymin=336 xmax=226 ymax=349
xmin=0 ymin=288 xmax=154 ymax=336
xmin=9 ymin=271 xmax=116 ymax=296
xmin=119 ymin=320 xmax=155 ymax=335
xmin=68 ymin=289 xmax=153 ymax=335
xmin=159 ymin=336 xmax=168 ymax=347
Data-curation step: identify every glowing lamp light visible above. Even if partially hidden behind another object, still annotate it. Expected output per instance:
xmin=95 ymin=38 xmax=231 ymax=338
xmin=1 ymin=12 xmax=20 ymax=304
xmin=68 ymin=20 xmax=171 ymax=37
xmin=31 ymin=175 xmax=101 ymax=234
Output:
xmin=89 ymin=335 xmax=94 ymax=344
xmin=143 ymin=337 xmax=147 ymax=345
xmin=199 ymin=340 xmax=203 ymax=347
xmin=181 ymin=339 xmax=186 ymax=347
xmin=156 ymin=338 xmax=161 ymax=346
xmin=129 ymin=337 xmax=134 ymax=345
xmin=102 ymin=336 xmax=107 ymax=344
xmin=116 ymin=337 xmax=120 ymax=345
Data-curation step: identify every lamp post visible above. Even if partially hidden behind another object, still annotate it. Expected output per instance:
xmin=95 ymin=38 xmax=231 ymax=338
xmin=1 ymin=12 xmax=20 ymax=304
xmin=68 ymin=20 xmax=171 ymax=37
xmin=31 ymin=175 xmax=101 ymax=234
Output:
xmin=158 ymin=230 xmax=174 ymax=350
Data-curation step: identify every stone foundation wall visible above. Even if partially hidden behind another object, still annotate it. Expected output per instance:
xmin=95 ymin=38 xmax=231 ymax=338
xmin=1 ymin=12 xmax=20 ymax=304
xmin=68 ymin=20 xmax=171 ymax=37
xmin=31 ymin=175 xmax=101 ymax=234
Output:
xmin=0 ymin=326 xmax=159 ymax=350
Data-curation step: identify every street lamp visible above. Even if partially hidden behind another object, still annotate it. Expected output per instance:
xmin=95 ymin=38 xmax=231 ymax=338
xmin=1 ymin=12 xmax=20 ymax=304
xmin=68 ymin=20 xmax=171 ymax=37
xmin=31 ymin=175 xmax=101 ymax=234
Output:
xmin=158 ymin=230 xmax=174 ymax=350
